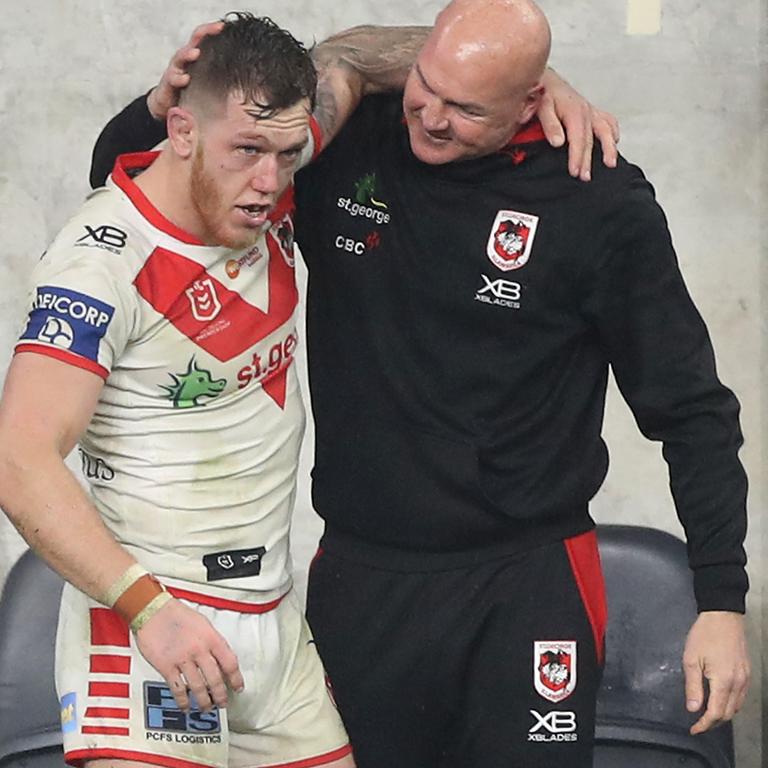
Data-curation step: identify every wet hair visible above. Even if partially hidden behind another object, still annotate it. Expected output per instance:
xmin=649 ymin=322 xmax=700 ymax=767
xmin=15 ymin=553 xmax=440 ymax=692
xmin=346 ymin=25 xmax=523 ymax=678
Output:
xmin=182 ymin=12 xmax=317 ymax=118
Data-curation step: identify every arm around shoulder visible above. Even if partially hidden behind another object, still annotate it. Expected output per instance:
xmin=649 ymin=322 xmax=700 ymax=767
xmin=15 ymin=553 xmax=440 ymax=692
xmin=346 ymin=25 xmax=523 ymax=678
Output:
xmin=311 ymin=25 xmax=427 ymax=146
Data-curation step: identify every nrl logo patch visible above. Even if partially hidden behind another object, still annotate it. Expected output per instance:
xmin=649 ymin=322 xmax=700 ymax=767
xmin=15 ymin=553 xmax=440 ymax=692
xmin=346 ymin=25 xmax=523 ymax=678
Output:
xmin=186 ymin=278 xmax=221 ymax=322
xmin=534 ymin=640 xmax=577 ymax=703
xmin=487 ymin=210 xmax=538 ymax=271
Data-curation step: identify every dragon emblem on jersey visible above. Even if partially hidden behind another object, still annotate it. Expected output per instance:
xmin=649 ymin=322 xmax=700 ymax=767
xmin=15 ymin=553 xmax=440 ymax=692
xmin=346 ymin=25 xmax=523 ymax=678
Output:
xmin=533 ymin=641 xmax=577 ymax=703
xmin=159 ymin=356 xmax=226 ymax=409
xmin=486 ymin=210 xmax=538 ymax=271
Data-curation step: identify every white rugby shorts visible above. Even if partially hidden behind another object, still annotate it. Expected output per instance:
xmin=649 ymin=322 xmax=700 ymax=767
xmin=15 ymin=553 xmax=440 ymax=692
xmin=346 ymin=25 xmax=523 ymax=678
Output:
xmin=55 ymin=583 xmax=351 ymax=768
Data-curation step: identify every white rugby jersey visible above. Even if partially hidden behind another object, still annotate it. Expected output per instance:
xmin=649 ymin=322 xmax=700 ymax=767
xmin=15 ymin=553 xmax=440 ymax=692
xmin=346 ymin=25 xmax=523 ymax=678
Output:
xmin=16 ymin=137 xmax=321 ymax=608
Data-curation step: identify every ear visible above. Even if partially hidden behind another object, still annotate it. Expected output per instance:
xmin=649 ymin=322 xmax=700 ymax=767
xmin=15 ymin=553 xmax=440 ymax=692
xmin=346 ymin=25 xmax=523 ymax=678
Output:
xmin=167 ymin=106 xmax=197 ymax=160
xmin=518 ymin=83 xmax=545 ymax=126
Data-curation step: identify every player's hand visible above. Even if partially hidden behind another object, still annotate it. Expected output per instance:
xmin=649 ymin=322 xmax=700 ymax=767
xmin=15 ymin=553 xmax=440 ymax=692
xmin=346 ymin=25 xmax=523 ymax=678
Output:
xmin=537 ymin=68 xmax=620 ymax=182
xmin=147 ymin=20 xmax=225 ymax=120
xmin=135 ymin=597 xmax=244 ymax=712
xmin=683 ymin=611 xmax=750 ymax=735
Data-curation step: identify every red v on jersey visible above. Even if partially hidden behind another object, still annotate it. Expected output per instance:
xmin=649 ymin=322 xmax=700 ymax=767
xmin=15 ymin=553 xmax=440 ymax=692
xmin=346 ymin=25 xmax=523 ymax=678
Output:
xmin=134 ymin=235 xmax=298 ymax=364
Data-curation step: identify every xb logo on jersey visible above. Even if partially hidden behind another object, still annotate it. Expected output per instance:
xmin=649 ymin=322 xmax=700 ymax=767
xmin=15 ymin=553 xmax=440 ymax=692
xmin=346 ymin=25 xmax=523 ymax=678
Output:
xmin=76 ymin=224 xmax=128 ymax=253
xmin=474 ymin=274 xmax=521 ymax=309
xmin=528 ymin=710 xmax=578 ymax=743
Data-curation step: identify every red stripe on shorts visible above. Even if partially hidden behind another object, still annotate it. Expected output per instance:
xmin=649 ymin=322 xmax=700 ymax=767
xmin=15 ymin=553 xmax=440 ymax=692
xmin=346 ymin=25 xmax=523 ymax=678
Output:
xmin=88 ymin=681 xmax=129 ymax=698
xmin=90 ymin=654 xmax=131 ymax=674
xmin=66 ymin=748 xmax=222 ymax=768
xmin=85 ymin=707 xmax=130 ymax=719
xmin=90 ymin=608 xmax=130 ymax=647
xmin=81 ymin=726 xmax=130 ymax=736
xmin=564 ymin=529 xmax=608 ymax=665
xmin=261 ymin=744 xmax=353 ymax=768
xmin=166 ymin=585 xmax=287 ymax=613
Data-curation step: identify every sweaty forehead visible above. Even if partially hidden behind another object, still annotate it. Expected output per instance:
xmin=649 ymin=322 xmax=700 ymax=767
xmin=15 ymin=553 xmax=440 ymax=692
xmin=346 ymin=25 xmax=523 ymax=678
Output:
xmin=226 ymin=92 xmax=312 ymax=129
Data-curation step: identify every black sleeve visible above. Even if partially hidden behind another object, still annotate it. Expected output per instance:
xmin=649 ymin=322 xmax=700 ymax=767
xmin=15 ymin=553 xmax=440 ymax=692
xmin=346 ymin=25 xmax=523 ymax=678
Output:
xmin=90 ymin=91 xmax=169 ymax=188
xmin=581 ymin=168 xmax=748 ymax=614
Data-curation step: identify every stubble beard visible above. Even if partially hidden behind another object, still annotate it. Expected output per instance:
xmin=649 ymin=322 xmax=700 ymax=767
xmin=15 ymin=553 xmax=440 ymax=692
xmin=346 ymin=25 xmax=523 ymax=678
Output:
xmin=190 ymin=146 xmax=259 ymax=251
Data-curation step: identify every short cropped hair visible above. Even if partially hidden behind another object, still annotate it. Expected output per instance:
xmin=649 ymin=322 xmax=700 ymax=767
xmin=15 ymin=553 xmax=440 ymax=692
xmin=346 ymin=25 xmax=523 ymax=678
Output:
xmin=182 ymin=12 xmax=317 ymax=117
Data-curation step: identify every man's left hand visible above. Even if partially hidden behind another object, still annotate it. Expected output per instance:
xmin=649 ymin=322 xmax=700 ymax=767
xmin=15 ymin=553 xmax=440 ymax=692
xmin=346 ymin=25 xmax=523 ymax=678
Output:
xmin=683 ymin=611 xmax=750 ymax=735
xmin=538 ymin=68 xmax=619 ymax=182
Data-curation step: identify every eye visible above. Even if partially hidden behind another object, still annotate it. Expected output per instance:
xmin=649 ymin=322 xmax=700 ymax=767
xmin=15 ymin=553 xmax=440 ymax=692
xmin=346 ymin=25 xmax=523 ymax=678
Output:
xmin=281 ymin=148 xmax=302 ymax=160
xmin=238 ymin=145 xmax=263 ymax=156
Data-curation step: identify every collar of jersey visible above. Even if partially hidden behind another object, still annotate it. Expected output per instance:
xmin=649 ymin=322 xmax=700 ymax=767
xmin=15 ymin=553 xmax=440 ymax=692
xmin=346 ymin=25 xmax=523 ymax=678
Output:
xmin=111 ymin=151 xmax=295 ymax=244
xmin=503 ymin=119 xmax=546 ymax=148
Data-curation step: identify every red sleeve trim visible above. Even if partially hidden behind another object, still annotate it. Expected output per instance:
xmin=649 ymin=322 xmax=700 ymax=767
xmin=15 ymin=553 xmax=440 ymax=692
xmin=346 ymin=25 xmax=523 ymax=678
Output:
xmin=309 ymin=115 xmax=324 ymax=160
xmin=14 ymin=344 xmax=109 ymax=380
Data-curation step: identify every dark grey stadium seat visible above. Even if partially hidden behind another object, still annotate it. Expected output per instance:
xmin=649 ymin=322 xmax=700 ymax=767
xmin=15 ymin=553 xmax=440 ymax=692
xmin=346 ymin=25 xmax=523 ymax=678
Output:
xmin=0 ymin=550 xmax=65 ymax=768
xmin=594 ymin=524 xmax=734 ymax=768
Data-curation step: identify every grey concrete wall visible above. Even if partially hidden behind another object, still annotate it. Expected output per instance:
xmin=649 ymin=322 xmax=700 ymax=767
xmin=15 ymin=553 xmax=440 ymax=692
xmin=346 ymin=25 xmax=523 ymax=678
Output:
xmin=0 ymin=1 xmax=763 ymax=764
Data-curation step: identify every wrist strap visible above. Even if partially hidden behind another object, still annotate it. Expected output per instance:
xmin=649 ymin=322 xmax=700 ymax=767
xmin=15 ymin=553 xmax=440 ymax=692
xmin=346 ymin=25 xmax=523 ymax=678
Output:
xmin=130 ymin=591 xmax=173 ymax=632
xmin=103 ymin=564 xmax=147 ymax=607
xmin=104 ymin=565 xmax=169 ymax=630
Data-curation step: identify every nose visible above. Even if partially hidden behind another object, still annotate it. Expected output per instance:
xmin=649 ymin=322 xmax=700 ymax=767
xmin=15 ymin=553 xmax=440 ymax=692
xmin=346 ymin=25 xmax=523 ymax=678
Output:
xmin=251 ymin=154 xmax=280 ymax=196
xmin=420 ymin=97 xmax=449 ymax=133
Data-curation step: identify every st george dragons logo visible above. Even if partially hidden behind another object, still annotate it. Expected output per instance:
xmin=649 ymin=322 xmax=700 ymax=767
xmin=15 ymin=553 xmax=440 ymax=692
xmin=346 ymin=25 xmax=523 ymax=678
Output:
xmin=486 ymin=210 xmax=539 ymax=271
xmin=533 ymin=640 xmax=577 ymax=703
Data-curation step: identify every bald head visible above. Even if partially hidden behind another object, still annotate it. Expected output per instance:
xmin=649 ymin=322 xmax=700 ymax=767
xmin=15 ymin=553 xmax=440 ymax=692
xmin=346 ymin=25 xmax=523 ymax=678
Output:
xmin=402 ymin=0 xmax=552 ymax=164
xmin=432 ymin=0 xmax=551 ymax=97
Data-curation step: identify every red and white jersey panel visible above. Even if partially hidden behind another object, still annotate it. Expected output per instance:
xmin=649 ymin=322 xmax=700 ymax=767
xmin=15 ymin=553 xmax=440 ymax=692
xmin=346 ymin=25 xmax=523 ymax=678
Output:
xmin=16 ymin=153 xmax=306 ymax=604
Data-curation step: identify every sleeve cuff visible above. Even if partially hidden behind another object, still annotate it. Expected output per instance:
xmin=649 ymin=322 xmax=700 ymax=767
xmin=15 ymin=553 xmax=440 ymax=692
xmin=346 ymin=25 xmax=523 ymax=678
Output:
xmin=130 ymin=89 xmax=169 ymax=146
xmin=693 ymin=563 xmax=748 ymax=614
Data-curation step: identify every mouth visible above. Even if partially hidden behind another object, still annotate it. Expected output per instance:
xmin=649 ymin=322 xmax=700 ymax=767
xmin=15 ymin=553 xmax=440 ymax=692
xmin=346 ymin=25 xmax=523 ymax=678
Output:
xmin=236 ymin=203 xmax=272 ymax=226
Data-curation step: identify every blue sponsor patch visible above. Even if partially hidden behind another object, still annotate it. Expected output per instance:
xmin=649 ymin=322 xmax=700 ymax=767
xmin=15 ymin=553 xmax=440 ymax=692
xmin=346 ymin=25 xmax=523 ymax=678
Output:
xmin=20 ymin=286 xmax=115 ymax=363
xmin=60 ymin=692 xmax=77 ymax=734
xmin=144 ymin=682 xmax=221 ymax=734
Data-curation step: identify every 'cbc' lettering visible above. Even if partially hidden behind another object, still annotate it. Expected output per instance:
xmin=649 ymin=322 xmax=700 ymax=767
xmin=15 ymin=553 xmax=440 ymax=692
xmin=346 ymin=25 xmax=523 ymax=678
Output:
xmin=20 ymin=286 xmax=115 ymax=364
xmin=335 ymin=235 xmax=366 ymax=255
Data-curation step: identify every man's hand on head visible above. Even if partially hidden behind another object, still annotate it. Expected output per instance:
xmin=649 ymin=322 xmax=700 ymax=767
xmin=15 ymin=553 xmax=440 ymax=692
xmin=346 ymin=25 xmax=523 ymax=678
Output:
xmin=537 ymin=68 xmax=620 ymax=182
xmin=135 ymin=596 xmax=244 ymax=711
xmin=683 ymin=611 xmax=750 ymax=735
xmin=147 ymin=20 xmax=225 ymax=121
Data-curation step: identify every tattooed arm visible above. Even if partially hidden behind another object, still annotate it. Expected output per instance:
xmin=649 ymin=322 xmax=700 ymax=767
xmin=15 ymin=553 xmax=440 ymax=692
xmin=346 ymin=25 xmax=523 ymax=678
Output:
xmin=311 ymin=25 xmax=428 ymax=145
